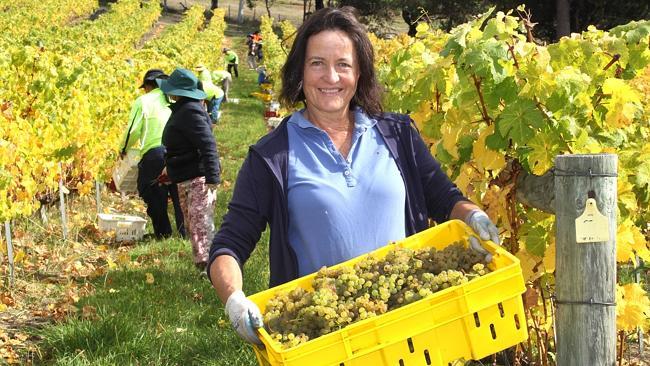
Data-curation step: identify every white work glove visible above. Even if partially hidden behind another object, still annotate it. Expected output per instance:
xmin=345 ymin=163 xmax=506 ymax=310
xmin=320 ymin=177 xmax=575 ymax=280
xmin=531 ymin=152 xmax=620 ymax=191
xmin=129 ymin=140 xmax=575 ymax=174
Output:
xmin=225 ymin=290 xmax=264 ymax=345
xmin=465 ymin=209 xmax=500 ymax=262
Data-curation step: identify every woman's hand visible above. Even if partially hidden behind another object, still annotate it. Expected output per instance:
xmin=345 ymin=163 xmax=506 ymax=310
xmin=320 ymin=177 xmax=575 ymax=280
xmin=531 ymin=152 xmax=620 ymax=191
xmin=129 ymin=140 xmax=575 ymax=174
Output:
xmin=225 ymin=290 xmax=264 ymax=345
xmin=465 ymin=209 xmax=500 ymax=262
xmin=157 ymin=167 xmax=170 ymax=185
xmin=465 ymin=209 xmax=500 ymax=245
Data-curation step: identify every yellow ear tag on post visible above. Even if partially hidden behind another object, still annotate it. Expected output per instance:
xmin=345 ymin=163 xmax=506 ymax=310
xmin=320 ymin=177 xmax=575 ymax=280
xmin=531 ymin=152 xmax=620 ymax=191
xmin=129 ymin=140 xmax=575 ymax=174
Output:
xmin=575 ymin=198 xmax=610 ymax=243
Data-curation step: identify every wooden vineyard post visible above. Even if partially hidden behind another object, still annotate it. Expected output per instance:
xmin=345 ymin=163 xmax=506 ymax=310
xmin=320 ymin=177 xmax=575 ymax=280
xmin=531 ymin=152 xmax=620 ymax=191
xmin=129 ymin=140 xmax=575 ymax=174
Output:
xmin=4 ymin=221 xmax=13 ymax=287
xmin=95 ymin=180 xmax=102 ymax=216
xmin=555 ymin=154 xmax=617 ymax=366
xmin=58 ymin=162 xmax=68 ymax=241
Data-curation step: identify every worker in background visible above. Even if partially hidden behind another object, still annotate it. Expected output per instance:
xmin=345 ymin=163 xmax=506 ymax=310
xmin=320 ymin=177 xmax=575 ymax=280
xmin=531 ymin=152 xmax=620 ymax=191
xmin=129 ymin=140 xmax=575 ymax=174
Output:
xmin=212 ymin=69 xmax=232 ymax=103
xmin=121 ymin=69 xmax=185 ymax=239
xmin=196 ymin=64 xmax=225 ymax=125
xmin=222 ymin=47 xmax=239 ymax=78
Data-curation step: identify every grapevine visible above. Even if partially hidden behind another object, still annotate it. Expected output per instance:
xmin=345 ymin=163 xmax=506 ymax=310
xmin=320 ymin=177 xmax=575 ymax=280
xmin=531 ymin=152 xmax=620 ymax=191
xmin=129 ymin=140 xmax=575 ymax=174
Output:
xmin=0 ymin=1 xmax=227 ymax=222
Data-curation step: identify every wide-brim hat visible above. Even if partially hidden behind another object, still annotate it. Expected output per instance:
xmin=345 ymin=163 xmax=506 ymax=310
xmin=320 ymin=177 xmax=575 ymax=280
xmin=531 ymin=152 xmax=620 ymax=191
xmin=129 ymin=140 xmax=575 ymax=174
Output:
xmin=140 ymin=69 xmax=167 ymax=89
xmin=156 ymin=68 xmax=207 ymax=100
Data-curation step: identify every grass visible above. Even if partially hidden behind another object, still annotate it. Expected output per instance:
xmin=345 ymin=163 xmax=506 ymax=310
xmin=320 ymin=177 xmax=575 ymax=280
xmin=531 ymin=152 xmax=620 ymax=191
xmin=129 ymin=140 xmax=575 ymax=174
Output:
xmin=31 ymin=32 xmax=272 ymax=365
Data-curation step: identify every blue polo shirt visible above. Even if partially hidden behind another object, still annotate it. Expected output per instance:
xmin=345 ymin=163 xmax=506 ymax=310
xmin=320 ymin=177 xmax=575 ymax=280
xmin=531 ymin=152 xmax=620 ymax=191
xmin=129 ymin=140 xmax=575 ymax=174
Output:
xmin=287 ymin=109 xmax=406 ymax=276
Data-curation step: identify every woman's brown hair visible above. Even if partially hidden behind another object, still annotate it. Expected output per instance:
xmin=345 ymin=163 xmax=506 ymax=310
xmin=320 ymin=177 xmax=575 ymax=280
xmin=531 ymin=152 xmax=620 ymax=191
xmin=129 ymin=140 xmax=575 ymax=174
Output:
xmin=279 ymin=6 xmax=383 ymax=116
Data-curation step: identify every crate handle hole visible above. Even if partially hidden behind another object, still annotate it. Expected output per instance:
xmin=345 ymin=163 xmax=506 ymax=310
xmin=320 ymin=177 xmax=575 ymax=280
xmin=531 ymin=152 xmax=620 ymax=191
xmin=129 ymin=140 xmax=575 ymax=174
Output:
xmin=407 ymin=337 xmax=414 ymax=353
xmin=498 ymin=302 xmax=505 ymax=317
xmin=514 ymin=314 xmax=521 ymax=329
xmin=473 ymin=312 xmax=481 ymax=327
xmin=490 ymin=324 xmax=497 ymax=339
xmin=424 ymin=349 xmax=431 ymax=365
xmin=399 ymin=360 xmax=405 ymax=366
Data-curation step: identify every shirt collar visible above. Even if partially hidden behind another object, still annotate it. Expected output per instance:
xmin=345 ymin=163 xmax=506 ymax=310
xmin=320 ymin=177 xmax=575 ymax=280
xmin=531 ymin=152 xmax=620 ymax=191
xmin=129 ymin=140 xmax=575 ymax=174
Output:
xmin=288 ymin=107 xmax=377 ymax=131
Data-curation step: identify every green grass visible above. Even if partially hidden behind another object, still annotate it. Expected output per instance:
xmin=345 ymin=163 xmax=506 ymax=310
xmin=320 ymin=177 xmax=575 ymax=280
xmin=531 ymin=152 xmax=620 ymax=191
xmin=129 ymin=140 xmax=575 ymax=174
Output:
xmin=33 ymin=34 xmax=271 ymax=366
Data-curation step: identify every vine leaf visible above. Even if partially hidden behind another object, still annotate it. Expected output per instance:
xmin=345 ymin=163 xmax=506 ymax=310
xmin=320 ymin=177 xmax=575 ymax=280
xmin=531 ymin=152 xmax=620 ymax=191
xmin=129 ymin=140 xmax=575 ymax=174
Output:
xmin=496 ymin=99 xmax=544 ymax=144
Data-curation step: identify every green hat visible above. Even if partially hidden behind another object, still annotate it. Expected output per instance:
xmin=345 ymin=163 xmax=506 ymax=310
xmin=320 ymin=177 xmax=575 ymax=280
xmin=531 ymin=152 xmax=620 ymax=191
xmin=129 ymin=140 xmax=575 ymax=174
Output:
xmin=157 ymin=68 xmax=207 ymax=100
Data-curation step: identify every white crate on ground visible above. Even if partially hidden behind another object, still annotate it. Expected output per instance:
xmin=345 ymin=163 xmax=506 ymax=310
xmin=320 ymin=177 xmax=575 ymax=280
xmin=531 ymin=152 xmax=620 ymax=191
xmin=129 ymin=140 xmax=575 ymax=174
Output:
xmin=112 ymin=150 xmax=139 ymax=194
xmin=97 ymin=213 xmax=147 ymax=242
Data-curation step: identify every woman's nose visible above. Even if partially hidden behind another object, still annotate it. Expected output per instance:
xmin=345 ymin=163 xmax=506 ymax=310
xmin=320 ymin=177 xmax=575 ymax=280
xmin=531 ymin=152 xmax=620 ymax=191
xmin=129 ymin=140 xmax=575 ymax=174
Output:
xmin=322 ymin=66 xmax=340 ymax=83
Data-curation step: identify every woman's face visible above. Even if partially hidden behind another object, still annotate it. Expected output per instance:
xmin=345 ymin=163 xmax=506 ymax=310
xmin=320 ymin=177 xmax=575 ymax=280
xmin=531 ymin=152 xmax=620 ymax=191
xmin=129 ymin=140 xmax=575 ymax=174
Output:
xmin=302 ymin=29 xmax=359 ymax=118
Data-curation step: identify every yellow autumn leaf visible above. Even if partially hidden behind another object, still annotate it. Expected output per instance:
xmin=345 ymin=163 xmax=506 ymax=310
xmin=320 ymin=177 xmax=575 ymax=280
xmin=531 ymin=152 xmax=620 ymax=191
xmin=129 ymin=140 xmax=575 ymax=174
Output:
xmin=617 ymin=179 xmax=638 ymax=214
xmin=527 ymin=132 xmax=556 ymax=175
xmin=616 ymin=220 xmax=648 ymax=264
xmin=117 ymin=252 xmax=130 ymax=266
xmin=616 ymin=283 xmax=650 ymax=332
xmin=602 ymin=78 xmax=641 ymax=128
xmin=410 ymin=102 xmax=433 ymax=130
xmin=441 ymin=122 xmax=462 ymax=159
xmin=107 ymin=257 xmax=117 ymax=270
xmin=145 ymin=273 xmax=155 ymax=284
xmin=0 ymin=303 xmax=7 ymax=312
xmin=482 ymin=184 xmax=512 ymax=232
xmin=542 ymin=237 xmax=556 ymax=273
xmin=473 ymin=125 xmax=505 ymax=173
xmin=13 ymin=250 xmax=25 ymax=264
xmin=515 ymin=247 xmax=543 ymax=282
xmin=453 ymin=163 xmax=475 ymax=195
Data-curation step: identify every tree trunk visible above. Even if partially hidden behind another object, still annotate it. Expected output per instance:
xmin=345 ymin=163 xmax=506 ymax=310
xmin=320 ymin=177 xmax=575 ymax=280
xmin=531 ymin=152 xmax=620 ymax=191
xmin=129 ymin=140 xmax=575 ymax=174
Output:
xmin=515 ymin=169 xmax=556 ymax=213
xmin=556 ymin=0 xmax=571 ymax=39
xmin=315 ymin=0 xmax=324 ymax=10
xmin=303 ymin=0 xmax=307 ymax=20
xmin=211 ymin=0 xmax=218 ymax=10
xmin=265 ymin=0 xmax=271 ymax=18
xmin=237 ymin=0 xmax=245 ymax=23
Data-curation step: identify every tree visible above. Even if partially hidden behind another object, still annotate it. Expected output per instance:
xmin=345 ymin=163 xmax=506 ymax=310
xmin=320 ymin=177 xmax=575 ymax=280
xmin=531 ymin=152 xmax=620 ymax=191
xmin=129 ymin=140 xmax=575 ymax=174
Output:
xmin=494 ymin=0 xmax=650 ymax=41
xmin=315 ymin=0 xmax=324 ymax=10
xmin=237 ymin=0 xmax=245 ymax=23
xmin=556 ymin=0 xmax=570 ymax=38
xmin=211 ymin=0 xmax=219 ymax=10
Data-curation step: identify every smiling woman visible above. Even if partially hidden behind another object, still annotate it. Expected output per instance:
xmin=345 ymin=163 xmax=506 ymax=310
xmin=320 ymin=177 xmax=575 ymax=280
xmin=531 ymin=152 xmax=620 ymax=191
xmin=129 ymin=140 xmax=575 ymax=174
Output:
xmin=301 ymin=30 xmax=359 ymax=149
xmin=207 ymin=6 xmax=501 ymax=346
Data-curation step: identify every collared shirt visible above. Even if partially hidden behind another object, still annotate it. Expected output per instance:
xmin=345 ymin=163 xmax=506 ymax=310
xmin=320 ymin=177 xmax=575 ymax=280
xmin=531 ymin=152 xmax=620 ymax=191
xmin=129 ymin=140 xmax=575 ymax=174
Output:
xmin=122 ymin=88 xmax=171 ymax=159
xmin=286 ymin=109 xmax=406 ymax=276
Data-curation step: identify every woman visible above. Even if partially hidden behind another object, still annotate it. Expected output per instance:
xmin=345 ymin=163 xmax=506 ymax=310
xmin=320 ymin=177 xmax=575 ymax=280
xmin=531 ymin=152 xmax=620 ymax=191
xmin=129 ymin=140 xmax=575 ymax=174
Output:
xmin=158 ymin=68 xmax=221 ymax=270
xmin=208 ymin=7 xmax=499 ymax=344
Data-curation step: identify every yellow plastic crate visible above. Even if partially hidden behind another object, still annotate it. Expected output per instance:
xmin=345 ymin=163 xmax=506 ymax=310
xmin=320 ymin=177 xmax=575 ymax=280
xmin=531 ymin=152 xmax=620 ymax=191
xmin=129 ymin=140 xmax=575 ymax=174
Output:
xmin=249 ymin=220 xmax=527 ymax=366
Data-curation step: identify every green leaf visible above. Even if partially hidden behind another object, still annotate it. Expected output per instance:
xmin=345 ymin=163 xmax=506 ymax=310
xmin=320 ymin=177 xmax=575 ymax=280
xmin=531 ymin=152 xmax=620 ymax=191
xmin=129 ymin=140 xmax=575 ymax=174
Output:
xmin=52 ymin=145 xmax=79 ymax=159
xmin=485 ymin=129 xmax=508 ymax=150
xmin=457 ymin=135 xmax=475 ymax=164
xmin=496 ymin=100 xmax=544 ymax=144
xmin=435 ymin=141 xmax=453 ymax=165
xmin=524 ymin=225 xmax=548 ymax=257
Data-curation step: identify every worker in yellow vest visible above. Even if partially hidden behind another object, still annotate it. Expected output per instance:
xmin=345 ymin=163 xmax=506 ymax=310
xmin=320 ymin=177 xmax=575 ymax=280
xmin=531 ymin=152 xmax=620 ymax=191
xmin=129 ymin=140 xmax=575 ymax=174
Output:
xmin=222 ymin=47 xmax=239 ymax=78
xmin=196 ymin=65 xmax=225 ymax=124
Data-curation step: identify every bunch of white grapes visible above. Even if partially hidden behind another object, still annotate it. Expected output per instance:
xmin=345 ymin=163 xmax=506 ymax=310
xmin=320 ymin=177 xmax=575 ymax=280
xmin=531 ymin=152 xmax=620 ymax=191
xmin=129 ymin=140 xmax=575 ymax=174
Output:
xmin=263 ymin=242 xmax=490 ymax=349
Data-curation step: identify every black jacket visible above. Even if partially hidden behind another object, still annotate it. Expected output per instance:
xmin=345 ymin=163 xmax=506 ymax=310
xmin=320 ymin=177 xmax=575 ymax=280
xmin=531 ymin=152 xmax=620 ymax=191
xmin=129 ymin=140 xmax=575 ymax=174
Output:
xmin=162 ymin=97 xmax=220 ymax=184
